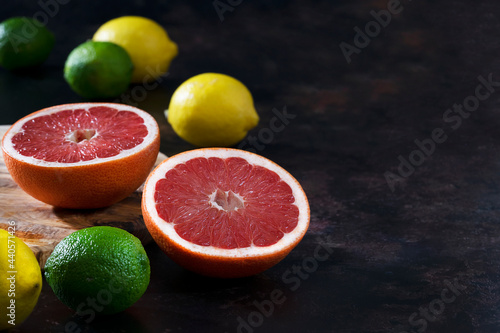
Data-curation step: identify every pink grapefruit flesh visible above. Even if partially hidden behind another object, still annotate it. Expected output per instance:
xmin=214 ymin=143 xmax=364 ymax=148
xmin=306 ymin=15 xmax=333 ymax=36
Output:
xmin=2 ymin=103 xmax=160 ymax=209
xmin=142 ymin=148 xmax=310 ymax=278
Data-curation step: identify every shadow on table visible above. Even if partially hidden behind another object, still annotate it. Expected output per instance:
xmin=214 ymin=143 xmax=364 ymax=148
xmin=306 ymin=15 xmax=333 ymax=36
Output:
xmin=61 ymin=309 xmax=148 ymax=333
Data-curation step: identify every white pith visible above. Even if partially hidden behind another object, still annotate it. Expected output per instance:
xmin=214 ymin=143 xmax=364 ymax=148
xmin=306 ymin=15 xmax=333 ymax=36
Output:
xmin=1 ymin=103 xmax=159 ymax=167
xmin=66 ymin=128 xmax=97 ymax=143
xmin=208 ymin=189 xmax=245 ymax=211
xmin=143 ymin=148 xmax=310 ymax=258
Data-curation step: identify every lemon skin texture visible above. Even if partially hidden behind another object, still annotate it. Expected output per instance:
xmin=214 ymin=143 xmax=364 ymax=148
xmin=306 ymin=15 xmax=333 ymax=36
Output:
xmin=167 ymin=73 xmax=260 ymax=147
xmin=0 ymin=229 xmax=42 ymax=330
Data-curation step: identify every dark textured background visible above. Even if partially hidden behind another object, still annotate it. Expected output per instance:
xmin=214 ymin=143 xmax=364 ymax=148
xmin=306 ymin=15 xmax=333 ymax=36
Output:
xmin=2 ymin=0 xmax=500 ymax=332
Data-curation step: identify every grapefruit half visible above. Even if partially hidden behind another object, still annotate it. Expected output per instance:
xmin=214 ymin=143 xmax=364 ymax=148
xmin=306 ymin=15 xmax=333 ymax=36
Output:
xmin=1 ymin=103 xmax=160 ymax=209
xmin=141 ymin=148 xmax=310 ymax=278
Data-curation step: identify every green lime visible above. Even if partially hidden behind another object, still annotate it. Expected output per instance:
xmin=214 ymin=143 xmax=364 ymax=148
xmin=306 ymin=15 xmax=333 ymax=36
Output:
xmin=0 ymin=17 xmax=55 ymax=70
xmin=64 ymin=41 xmax=133 ymax=99
xmin=44 ymin=226 xmax=150 ymax=315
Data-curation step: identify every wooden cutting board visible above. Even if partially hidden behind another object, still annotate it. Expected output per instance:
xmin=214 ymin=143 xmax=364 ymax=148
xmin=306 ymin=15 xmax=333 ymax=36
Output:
xmin=0 ymin=125 xmax=166 ymax=268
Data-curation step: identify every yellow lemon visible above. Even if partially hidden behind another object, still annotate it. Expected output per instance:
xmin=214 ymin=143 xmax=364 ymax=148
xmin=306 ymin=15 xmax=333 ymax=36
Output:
xmin=0 ymin=228 xmax=42 ymax=330
xmin=93 ymin=16 xmax=178 ymax=83
xmin=166 ymin=73 xmax=259 ymax=147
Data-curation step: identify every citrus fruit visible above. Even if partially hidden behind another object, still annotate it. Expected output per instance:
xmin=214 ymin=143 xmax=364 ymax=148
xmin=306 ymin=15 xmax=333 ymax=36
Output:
xmin=64 ymin=41 xmax=133 ymax=99
xmin=44 ymin=226 xmax=150 ymax=315
xmin=93 ymin=16 xmax=178 ymax=83
xmin=0 ymin=229 xmax=42 ymax=330
xmin=0 ymin=17 xmax=55 ymax=70
xmin=166 ymin=73 xmax=260 ymax=147
xmin=141 ymin=148 xmax=310 ymax=278
xmin=1 ymin=103 xmax=160 ymax=209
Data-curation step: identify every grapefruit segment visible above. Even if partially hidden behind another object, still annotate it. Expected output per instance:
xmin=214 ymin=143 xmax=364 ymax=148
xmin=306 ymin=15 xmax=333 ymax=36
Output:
xmin=1 ymin=103 xmax=160 ymax=209
xmin=142 ymin=148 xmax=310 ymax=278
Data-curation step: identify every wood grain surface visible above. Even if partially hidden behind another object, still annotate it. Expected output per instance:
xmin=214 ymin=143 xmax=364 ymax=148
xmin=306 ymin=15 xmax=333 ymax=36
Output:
xmin=0 ymin=125 xmax=166 ymax=268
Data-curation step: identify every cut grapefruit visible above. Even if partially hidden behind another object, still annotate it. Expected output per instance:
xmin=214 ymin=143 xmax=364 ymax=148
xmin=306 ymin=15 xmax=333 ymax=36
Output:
xmin=141 ymin=148 xmax=310 ymax=278
xmin=1 ymin=103 xmax=160 ymax=209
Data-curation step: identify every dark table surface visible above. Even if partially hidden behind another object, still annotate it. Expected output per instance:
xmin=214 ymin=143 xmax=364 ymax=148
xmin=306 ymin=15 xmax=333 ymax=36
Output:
xmin=2 ymin=0 xmax=500 ymax=332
